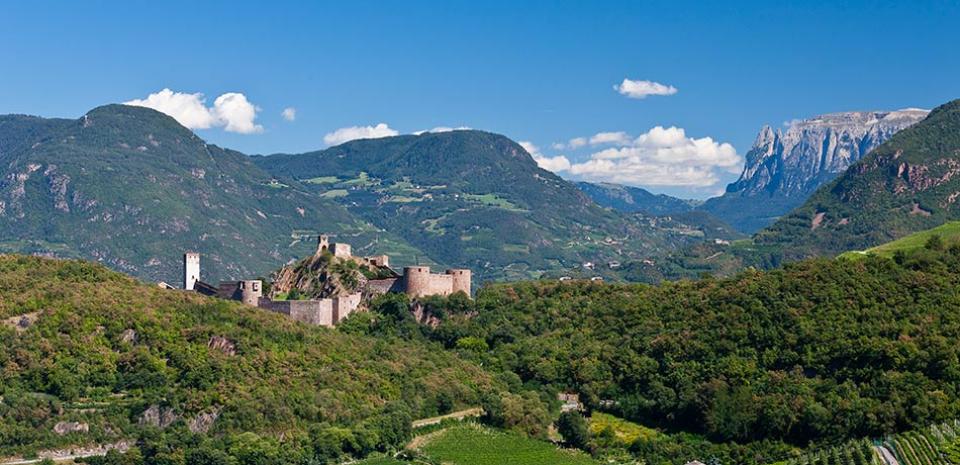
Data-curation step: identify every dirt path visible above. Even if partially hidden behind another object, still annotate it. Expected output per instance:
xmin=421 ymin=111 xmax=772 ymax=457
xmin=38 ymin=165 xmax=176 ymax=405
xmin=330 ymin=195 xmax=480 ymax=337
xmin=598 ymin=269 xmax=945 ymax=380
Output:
xmin=411 ymin=407 xmax=483 ymax=428
xmin=875 ymin=445 xmax=900 ymax=465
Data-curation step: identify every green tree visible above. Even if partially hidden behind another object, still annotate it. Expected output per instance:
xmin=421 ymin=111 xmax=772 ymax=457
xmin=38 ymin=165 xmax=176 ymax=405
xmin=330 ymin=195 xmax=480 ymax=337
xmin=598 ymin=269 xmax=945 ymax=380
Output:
xmin=557 ymin=411 xmax=591 ymax=450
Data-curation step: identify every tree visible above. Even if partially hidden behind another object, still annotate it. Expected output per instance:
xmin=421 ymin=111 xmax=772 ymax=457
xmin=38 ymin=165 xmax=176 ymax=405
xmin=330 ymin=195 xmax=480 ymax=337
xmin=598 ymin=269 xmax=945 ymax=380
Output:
xmin=557 ymin=411 xmax=591 ymax=450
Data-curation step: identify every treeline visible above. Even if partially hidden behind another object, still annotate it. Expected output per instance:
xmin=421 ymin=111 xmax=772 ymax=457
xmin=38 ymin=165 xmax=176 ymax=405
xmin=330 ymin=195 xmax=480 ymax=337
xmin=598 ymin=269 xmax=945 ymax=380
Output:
xmin=361 ymin=239 xmax=960 ymax=463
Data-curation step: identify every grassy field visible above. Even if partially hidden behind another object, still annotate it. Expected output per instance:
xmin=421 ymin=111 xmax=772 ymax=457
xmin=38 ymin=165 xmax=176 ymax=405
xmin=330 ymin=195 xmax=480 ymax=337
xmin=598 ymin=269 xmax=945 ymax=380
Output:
xmin=589 ymin=412 xmax=661 ymax=447
xmin=414 ymin=424 xmax=598 ymax=465
xmin=838 ymin=220 xmax=960 ymax=259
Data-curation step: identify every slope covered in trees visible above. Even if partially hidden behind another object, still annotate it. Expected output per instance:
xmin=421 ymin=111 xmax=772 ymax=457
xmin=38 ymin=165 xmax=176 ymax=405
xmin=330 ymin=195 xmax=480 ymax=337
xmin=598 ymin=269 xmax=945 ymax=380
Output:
xmin=392 ymin=242 xmax=960 ymax=463
xmin=0 ymin=255 xmax=512 ymax=463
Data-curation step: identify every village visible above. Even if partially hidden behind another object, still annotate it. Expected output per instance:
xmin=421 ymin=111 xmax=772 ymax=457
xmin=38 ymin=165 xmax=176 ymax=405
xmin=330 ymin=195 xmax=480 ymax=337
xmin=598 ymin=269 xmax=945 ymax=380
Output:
xmin=169 ymin=234 xmax=471 ymax=327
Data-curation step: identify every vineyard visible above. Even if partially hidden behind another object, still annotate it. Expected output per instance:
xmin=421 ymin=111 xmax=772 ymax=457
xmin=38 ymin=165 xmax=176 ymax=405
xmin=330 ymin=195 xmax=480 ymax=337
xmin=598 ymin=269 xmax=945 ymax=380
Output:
xmin=778 ymin=421 xmax=960 ymax=465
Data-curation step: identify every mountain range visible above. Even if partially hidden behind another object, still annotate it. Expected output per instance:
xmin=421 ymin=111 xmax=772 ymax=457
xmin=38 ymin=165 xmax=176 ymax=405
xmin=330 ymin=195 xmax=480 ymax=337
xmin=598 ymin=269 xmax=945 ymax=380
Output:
xmin=0 ymin=105 xmax=728 ymax=284
xmin=702 ymin=108 xmax=928 ymax=232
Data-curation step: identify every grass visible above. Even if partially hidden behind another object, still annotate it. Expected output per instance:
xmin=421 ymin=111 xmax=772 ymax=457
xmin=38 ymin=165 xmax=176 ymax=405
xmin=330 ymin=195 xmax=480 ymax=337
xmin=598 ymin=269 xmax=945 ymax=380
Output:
xmin=319 ymin=189 xmax=349 ymax=198
xmin=416 ymin=424 xmax=598 ymax=465
xmin=303 ymin=176 xmax=340 ymax=184
xmin=502 ymin=244 xmax=530 ymax=254
xmin=589 ymin=412 xmax=661 ymax=447
xmin=838 ymin=220 xmax=960 ymax=259
xmin=462 ymin=193 xmax=526 ymax=212
xmin=354 ymin=457 xmax=411 ymax=465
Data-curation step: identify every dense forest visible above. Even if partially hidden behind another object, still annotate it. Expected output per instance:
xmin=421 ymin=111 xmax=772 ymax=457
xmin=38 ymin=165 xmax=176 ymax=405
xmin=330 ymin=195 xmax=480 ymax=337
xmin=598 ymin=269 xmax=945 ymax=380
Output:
xmin=355 ymin=238 xmax=960 ymax=463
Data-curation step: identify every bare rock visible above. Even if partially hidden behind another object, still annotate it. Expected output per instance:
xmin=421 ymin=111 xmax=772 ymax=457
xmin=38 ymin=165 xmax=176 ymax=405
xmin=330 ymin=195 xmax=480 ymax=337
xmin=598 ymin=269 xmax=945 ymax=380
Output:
xmin=53 ymin=421 xmax=89 ymax=435
xmin=138 ymin=405 xmax=178 ymax=429
xmin=188 ymin=407 xmax=221 ymax=433
xmin=120 ymin=328 xmax=138 ymax=344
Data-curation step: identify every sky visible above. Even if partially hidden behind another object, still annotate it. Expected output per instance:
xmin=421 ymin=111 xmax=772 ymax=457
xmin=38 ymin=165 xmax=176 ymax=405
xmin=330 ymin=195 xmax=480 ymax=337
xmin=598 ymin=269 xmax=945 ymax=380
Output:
xmin=2 ymin=1 xmax=958 ymax=199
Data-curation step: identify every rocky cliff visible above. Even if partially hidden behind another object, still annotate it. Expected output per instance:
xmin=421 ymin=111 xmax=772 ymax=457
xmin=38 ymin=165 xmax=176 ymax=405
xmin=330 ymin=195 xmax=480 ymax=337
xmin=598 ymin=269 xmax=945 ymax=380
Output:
xmin=702 ymin=108 xmax=928 ymax=232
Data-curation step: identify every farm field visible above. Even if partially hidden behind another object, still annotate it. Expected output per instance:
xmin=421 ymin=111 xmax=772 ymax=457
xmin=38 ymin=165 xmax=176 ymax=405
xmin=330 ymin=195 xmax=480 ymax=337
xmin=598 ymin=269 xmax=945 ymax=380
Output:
xmin=776 ymin=420 xmax=960 ymax=465
xmin=413 ymin=424 xmax=598 ymax=465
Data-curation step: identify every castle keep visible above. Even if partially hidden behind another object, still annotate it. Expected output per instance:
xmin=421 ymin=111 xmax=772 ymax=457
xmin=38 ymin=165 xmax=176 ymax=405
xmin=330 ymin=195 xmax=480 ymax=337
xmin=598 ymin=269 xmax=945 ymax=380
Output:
xmin=180 ymin=234 xmax=470 ymax=327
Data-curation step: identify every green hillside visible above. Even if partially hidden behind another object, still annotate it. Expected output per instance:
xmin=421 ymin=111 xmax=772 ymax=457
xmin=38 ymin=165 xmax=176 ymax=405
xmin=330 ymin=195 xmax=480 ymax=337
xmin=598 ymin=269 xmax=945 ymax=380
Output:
xmin=0 ymin=255 xmax=505 ymax=462
xmin=755 ymin=99 xmax=960 ymax=260
xmin=0 ymin=105 xmax=424 ymax=284
xmin=381 ymin=244 xmax=960 ymax=463
xmin=840 ymin=221 xmax=960 ymax=260
xmin=254 ymin=131 xmax=724 ymax=281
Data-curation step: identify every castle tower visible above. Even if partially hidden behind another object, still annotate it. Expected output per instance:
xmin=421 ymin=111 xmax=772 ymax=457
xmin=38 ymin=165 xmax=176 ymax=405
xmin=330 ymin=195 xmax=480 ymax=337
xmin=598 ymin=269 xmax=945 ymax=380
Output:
xmin=403 ymin=266 xmax=432 ymax=298
xmin=239 ymin=280 xmax=263 ymax=307
xmin=183 ymin=252 xmax=200 ymax=291
xmin=446 ymin=269 xmax=472 ymax=296
xmin=317 ymin=235 xmax=330 ymax=255
xmin=331 ymin=242 xmax=352 ymax=258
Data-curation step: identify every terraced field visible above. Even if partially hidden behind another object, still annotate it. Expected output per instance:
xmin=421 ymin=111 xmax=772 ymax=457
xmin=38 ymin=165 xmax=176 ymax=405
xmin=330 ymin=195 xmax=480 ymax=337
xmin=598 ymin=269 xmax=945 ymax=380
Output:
xmin=413 ymin=424 xmax=597 ymax=465
xmin=778 ymin=421 xmax=960 ymax=465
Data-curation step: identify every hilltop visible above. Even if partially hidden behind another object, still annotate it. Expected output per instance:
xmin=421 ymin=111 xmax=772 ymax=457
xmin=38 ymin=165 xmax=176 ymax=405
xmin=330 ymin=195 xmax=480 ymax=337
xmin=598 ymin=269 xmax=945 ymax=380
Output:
xmin=0 ymin=254 xmax=505 ymax=462
xmin=0 ymin=105 xmax=425 ymax=283
xmin=254 ymin=130 xmax=720 ymax=281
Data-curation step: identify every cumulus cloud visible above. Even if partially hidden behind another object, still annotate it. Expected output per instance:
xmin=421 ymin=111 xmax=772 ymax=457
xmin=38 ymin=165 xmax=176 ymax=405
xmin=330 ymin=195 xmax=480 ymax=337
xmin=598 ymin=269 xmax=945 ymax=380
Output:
xmin=124 ymin=88 xmax=263 ymax=134
xmin=614 ymin=79 xmax=678 ymax=99
xmin=589 ymin=131 xmax=631 ymax=146
xmin=282 ymin=107 xmax=297 ymax=121
xmin=323 ymin=123 xmax=398 ymax=146
xmin=568 ymin=126 xmax=740 ymax=187
xmin=553 ymin=137 xmax=587 ymax=150
xmin=520 ymin=141 xmax=571 ymax=173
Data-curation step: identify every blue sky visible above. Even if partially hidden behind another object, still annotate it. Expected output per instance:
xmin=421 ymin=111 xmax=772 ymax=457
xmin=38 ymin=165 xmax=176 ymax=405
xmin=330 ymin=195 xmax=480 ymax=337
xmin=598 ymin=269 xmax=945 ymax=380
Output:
xmin=2 ymin=1 xmax=958 ymax=198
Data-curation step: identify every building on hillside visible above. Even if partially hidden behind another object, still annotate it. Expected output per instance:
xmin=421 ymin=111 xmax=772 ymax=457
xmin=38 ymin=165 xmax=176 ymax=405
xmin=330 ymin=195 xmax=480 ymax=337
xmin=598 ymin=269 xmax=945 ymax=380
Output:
xmin=178 ymin=234 xmax=472 ymax=327
xmin=558 ymin=392 xmax=583 ymax=413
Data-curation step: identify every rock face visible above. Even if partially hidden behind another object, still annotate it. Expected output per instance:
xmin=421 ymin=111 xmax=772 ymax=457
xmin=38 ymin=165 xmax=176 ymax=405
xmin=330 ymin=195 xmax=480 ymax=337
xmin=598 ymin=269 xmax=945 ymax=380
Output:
xmin=702 ymin=109 xmax=928 ymax=233
xmin=53 ymin=421 xmax=89 ymax=435
xmin=730 ymin=109 xmax=929 ymax=196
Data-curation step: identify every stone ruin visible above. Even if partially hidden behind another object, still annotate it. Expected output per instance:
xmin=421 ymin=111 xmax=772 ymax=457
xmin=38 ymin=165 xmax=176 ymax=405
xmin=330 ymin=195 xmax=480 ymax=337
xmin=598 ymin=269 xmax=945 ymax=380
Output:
xmin=177 ymin=234 xmax=471 ymax=327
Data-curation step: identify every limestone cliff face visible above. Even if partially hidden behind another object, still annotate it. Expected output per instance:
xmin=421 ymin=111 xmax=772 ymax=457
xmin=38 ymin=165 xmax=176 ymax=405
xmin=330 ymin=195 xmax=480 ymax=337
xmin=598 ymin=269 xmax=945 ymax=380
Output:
xmin=702 ymin=109 xmax=929 ymax=233
xmin=728 ymin=109 xmax=929 ymax=197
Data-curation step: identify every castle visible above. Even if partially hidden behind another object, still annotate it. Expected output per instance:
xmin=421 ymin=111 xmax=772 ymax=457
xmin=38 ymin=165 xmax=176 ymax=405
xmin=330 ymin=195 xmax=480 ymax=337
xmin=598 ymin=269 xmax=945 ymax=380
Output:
xmin=181 ymin=234 xmax=471 ymax=327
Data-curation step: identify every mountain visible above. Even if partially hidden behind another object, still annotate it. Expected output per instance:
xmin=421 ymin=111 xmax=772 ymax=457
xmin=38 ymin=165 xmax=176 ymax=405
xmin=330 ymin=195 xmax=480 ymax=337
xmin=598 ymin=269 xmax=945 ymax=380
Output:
xmin=575 ymin=181 xmax=697 ymax=215
xmin=254 ymin=131 xmax=719 ymax=281
xmin=0 ymin=105 xmax=422 ymax=284
xmin=0 ymin=254 xmax=503 ymax=461
xmin=755 ymin=99 xmax=960 ymax=260
xmin=701 ymin=108 xmax=928 ymax=233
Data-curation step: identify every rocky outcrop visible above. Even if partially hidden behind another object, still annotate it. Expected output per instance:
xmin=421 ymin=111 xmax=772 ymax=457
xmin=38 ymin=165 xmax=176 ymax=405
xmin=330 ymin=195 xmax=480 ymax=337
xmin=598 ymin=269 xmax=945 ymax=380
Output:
xmin=702 ymin=109 xmax=928 ymax=233
xmin=188 ymin=407 xmax=221 ymax=433
xmin=729 ymin=109 xmax=928 ymax=197
xmin=53 ymin=421 xmax=89 ymax=435
xmin=138 ymin=405 xmax=178 ymax=429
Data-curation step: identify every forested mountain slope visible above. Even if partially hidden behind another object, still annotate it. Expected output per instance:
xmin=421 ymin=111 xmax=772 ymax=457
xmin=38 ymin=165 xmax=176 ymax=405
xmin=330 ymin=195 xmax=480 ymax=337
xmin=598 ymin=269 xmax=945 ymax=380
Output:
xmin=255 ymin=131 xmax=718 ymax=281
xmin=0 ymin=105 xmax=422 ymax=284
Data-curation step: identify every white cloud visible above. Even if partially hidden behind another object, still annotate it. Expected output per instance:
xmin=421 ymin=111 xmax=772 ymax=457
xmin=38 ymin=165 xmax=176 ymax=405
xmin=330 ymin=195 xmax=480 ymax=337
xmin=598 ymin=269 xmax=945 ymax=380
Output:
xmin=568 ymin=126 xmax=739 ymax=187
xmin=282 ymin=107 xmax=297 ymax=122
xmin=125 ymin=88 xmax=263 ymax=134
xmin=614 ymin=79 xmax=678 ymax=99
xmin=413 ymin=126 xmax=472 ymax=135
xmin=553 ymin=137 xmax=588 ymax=150
xmin=519 ymin=141 xmax=571 ymax=173
xmin=323 ymin=123 xmax=398 ymax=146
xmin=213 ymin=93 xmax=263 ymax=134
xmin=589 ymin=131 xmax=631 ymax=146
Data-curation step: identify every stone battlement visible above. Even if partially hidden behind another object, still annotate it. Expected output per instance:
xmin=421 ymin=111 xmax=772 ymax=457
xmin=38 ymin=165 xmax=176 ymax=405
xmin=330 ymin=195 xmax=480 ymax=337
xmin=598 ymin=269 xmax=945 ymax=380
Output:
xmin=178 ymin=233 xmax=471 ymax=328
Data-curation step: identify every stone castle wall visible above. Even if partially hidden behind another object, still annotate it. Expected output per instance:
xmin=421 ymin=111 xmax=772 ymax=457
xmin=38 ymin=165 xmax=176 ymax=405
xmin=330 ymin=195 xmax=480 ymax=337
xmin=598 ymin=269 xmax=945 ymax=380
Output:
xmin=257 ymin=292 xmax=362 ymax=327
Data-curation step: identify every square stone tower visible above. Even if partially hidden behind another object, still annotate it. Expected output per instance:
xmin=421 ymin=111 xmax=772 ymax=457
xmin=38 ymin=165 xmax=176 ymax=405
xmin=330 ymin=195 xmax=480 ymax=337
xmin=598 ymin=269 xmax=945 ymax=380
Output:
xmin=184 ymin=252 xmax=200 ymax=291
